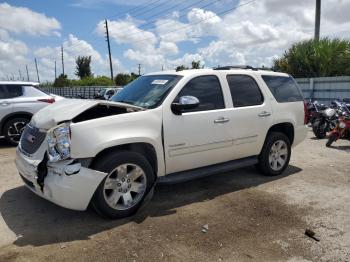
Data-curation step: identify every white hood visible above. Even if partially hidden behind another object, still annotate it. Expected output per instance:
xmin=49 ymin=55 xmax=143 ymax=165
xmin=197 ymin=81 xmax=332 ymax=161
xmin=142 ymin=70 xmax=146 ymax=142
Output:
xmin=31 ymin=99 xmax=141 ymax=130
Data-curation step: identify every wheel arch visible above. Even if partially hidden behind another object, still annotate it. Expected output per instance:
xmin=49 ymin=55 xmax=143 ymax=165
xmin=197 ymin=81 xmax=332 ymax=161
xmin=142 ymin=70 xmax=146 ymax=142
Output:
xmin=90 ymin=142 xmax=158 ymax=177
xmin=266 ymin=122 xmax=295 ymax=145
xmin=0 ymin=112 xmax=33 ymax=135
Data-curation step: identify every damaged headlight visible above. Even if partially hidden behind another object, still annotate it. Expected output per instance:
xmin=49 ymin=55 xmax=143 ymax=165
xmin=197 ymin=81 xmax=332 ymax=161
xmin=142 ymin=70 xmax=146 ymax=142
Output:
xmin=47 ymin=123 xmax=71 ymax=162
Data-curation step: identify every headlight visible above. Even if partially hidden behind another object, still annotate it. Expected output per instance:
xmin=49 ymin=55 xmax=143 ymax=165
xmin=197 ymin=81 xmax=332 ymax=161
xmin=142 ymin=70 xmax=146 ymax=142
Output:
xmin=47 ymin=123 xmax=71 ymax=162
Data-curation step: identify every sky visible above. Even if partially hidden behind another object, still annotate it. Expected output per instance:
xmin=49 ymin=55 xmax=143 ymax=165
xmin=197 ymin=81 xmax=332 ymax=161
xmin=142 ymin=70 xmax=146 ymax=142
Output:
xmin=0 ymin=0 xmax=349 ymax=82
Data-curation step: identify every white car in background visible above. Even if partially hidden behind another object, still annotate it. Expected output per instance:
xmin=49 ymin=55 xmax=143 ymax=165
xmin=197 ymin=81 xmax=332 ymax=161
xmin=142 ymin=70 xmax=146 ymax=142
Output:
xmin=0 ymin=81 xmax=60 ymax=145
xmin=15 ymin=67 xmax=308 ymax=219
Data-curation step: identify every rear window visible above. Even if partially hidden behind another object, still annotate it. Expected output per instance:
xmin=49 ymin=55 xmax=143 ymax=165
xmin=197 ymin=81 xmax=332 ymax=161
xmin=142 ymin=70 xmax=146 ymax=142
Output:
xmin=262 ymin=75 xmax=303 ymax=103
xmin=0 ymin=85 xmax=23 ymax=99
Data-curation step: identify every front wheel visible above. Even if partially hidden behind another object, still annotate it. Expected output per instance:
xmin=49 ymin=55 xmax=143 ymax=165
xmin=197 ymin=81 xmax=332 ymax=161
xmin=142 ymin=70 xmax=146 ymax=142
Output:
xmin=257 ymin=132 xmax=291 ymax=176
xmin=312 ymin=120 xmax=327 ymax=139
xmin=326 ymin=134 xmax=337 ymax=147
xmin=3 ymin=117 xmax=29 ymax=146
xmin=91 ymin=151 xmax=155 ymax=219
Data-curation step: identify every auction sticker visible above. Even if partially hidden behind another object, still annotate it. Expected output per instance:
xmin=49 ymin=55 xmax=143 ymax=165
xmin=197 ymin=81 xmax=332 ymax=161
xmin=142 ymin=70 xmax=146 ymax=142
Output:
xmin=151 ymin=79 xmax=168 ymax=85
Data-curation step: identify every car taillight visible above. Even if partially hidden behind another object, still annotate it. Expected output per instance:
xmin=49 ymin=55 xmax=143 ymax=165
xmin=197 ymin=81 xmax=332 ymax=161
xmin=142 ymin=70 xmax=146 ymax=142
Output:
xmin=303 ymin=101 xmax=308 ymax=125
xmin=38 ymin=98 xmax=55 ymax=104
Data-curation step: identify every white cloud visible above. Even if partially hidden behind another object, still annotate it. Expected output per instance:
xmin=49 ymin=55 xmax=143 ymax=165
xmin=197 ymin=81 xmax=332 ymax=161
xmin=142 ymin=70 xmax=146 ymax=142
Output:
xmin=0 ymin=2 xmax=61 ymax=36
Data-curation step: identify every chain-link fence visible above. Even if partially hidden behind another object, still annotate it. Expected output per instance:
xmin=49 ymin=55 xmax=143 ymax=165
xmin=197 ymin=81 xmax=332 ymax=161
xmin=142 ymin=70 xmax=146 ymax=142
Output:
xmin=40 ymin=86 xmax=118 ymax=99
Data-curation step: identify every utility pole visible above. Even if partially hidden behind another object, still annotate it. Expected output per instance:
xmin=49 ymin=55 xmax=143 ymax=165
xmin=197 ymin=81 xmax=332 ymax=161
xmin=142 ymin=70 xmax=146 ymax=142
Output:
xmin=162 ymin=65 xmax=164 ymax=71
xmin=26 ymin=65 xmax=29 ymax=81
xmin=314 ymin=0 xmax=321 ymax=41
xmin=54 ymin=60 xmax=57 ymax=79
xmin=18 ymin=69 xmax=22 ymax=81
xmin=34 ymin=58 xmax=40 ymax=83
xmin=105 ymin=19 xmax=114 ymax=80
xmin=138 ymin=64 xmax=141 ymax=76
xmin=61 ymin=45 xmax=65 ymax=75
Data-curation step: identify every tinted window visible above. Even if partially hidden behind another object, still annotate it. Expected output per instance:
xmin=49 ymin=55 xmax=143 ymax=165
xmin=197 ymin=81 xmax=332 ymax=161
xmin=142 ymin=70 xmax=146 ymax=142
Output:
xmin=176 ymin=75 xmax=225 ymax=112
xmin=112 ymin=75 xmax=182 ymax=108
xmin=262 ymin=75 xmax=303 ymax=103
xmin=227 ymin=75 xmax=263 ymax=107
xmin=0 ymin=85 xmax=23 ymax=99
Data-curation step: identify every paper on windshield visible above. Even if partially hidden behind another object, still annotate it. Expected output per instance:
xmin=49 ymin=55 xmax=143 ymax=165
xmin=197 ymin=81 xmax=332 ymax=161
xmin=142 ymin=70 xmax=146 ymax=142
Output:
xmin=151 ymin=79 xmax=168 ymax=85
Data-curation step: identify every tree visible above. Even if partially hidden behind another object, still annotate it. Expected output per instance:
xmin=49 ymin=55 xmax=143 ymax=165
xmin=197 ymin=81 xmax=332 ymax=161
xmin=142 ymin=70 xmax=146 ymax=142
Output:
xmin=191 ymin=60 xmax=203 ymax=69
xmin=53 ymin=74 xmax=69 ymax=87
xmin=75 ymin=56 xmax=92 ymax=79
xmin=273 ymin=38 xmax=350 ymax=78
xmin=175 ymin=65 xmax=188 ymax=71
xmin=114 ymin=73 xmax=139 ymax=86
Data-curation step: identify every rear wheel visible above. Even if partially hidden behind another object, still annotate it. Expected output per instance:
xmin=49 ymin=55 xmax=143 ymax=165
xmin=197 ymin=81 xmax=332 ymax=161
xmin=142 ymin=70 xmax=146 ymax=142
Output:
xmin=312 ymin=120 xmax=327 ymax=139
xmin=91 ymin=151 xmax=155 ymax=219
xmin=257 ymin=132 xmax=291 ymax=176
xmin=3 ymin=117 xmax=29 ymax=146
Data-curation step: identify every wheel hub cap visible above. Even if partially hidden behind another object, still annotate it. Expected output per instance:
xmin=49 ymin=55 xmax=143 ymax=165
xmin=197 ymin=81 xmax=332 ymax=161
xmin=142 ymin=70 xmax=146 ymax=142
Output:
xmin=103 ymin=163 xmax=147 ymax=210
xmin=268 ymin=140 xmax=288 ymax=171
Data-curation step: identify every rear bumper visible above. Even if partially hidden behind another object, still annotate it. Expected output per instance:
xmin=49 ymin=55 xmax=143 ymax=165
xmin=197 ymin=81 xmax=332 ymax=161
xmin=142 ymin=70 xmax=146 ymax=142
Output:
xmin=15 ymin=148 xmax=107 ymax=211
xmin=293 ymin=125 xmax=308 ymax=147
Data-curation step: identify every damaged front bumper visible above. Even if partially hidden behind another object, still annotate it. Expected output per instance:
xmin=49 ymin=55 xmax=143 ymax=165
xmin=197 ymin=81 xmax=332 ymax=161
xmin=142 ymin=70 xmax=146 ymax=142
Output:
xmin=15 ymin=148 xmax=107 ymax=211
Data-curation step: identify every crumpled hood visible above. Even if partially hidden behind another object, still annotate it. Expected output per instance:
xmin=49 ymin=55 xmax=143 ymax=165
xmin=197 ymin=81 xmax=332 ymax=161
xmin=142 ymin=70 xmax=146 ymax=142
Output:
xmin=31 ymin=99 xmax=140 ymax=130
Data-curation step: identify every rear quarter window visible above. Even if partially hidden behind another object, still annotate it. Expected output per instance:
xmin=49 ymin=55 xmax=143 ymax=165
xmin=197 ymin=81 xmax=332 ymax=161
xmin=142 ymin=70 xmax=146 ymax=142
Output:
xmin=261 ymin=75 xmax=303 ymax=103
xmin=0 ymin=85 xmax=23 ymax=99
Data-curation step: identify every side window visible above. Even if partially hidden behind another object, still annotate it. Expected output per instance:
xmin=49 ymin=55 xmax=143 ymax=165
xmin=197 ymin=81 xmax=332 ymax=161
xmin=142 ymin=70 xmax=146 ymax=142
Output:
xmin=227 ymin=75 xmax=264 ymax=107
xmin=0 ymin=85 xmax=7 ymax=99
xmin=0 ymin=85 xmax=23 ymax=99
xmin=261 ymin=75 xmax=303 ymax=103
xmin=176 ymin=75 xmax=225 ymax=112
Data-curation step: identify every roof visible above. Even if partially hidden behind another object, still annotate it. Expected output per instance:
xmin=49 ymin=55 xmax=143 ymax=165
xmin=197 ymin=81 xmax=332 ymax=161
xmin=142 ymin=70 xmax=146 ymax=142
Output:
xmin=0 ymin=81 xmax=40 ymax=85
xmin=145 ymin=68 xmax=289 ymax=77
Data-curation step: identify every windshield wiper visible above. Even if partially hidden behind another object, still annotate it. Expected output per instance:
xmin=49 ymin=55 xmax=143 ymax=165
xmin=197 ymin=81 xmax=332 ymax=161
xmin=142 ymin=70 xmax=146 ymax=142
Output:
xmin=116 ymin=100 xmax=135 ymax=105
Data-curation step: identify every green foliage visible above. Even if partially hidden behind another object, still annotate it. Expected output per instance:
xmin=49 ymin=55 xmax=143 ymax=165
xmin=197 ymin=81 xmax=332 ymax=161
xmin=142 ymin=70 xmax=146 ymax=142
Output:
xmin=53 ymin=75 xmax=114 ymax=87
xmin=53 ymin=74 xmax=69 ymax=87
xmin=70 ymin=75 xmax=114 ymax=86
xmin=176 ymin=60 xmax=204 ymax=71
xmin=273 ymin=38 xmax=350 ymax=78
xmin=75 ymin=56 xmax=92 ymax=79
xmin=114 ymin=73 xmax=139 ymax=86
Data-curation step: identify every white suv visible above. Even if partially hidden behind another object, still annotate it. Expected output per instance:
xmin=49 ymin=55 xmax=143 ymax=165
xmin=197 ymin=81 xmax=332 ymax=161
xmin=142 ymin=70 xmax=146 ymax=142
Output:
xmin=15 ymin=67 xmax=308 ymax=218
xmin=0 ymin=82 xmax=59 ymax=145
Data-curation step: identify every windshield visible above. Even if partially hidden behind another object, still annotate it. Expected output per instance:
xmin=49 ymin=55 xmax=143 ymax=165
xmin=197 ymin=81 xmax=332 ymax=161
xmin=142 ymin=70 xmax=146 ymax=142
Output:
xmin=111 ymin=74 xmax=182 ymax=108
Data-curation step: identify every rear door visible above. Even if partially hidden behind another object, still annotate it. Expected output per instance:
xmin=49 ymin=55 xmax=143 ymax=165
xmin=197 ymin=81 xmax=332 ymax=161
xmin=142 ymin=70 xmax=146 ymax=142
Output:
xmin=225 ymin=74 xmax=273 ymax=159
xmin=0 ymin=85 xmax=16 ymax=122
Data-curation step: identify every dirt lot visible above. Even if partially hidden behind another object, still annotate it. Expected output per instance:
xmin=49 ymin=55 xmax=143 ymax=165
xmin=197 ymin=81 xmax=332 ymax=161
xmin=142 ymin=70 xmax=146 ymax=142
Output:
xmin=0 ymin=131 xmax=349 ymax=262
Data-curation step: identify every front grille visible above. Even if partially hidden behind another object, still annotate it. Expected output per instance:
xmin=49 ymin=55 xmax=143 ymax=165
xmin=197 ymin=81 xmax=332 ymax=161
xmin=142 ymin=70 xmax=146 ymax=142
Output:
xmin=20 ymin=124 xmax=46 ymax=155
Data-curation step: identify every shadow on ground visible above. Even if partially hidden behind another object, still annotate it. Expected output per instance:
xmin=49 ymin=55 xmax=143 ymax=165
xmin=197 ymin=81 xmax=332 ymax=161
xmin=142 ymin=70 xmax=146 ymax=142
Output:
xmin=0 ymin=165 xmax=301 ymax=247
xmin=0 ymin=138 xmax=13 ymax=149
xmin=328 ymin=145 xmax=350 ymax=152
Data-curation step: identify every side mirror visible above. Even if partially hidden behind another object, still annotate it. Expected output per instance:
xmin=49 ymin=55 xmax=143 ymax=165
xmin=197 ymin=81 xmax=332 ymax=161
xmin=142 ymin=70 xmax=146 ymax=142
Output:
xmin=171 ymin=96 xmax=199 ymax=115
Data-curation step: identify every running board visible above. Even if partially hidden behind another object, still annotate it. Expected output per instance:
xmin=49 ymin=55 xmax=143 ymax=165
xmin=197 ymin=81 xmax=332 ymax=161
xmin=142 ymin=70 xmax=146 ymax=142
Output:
xmin=158 ymin=156 xmax=258 ymax=185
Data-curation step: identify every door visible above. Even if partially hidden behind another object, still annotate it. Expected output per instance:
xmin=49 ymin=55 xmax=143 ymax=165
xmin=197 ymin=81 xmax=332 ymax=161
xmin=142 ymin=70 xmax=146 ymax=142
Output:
xmin=225 ymin=74 xmax=272 ymax=159
xmin=0 ymin=85 xmax=14 ymax=123
xmin=163 ymin=75 xmax=234 ymax=174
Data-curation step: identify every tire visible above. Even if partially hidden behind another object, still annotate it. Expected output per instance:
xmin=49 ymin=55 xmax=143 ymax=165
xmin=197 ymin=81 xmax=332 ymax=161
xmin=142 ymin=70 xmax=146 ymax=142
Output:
xmin=326 ymin=134 xmax=337 ymax=147
xmin=312 ymin=120 xmax=327 ymax=139
xmin=257 ymin=132 xmax=291 ymax=176
xmin=90 ymin=150 xmax=155 ymax=219
xmin=3 ymin=117 xmax=29 ymax=146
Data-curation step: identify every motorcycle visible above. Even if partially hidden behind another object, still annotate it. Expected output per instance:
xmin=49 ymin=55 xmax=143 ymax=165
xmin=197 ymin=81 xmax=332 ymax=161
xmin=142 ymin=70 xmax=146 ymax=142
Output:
xmin=312 ymin=107 xmax=338 ymax=139
xmin=326 ymin=112 xmax=350 ymax=147
xmin=306 ymin=100 xmax=327 ymax=125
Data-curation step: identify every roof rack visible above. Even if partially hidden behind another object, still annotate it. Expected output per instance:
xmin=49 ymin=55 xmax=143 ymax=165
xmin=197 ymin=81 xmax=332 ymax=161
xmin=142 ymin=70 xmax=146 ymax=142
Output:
xmin=214 ymin=65 xmax=258 ymax=71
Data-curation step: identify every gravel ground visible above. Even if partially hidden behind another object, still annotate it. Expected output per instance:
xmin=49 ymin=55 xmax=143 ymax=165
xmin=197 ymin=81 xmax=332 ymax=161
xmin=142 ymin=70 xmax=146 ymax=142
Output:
xmin=0 ymin=131 xmax=349 ymax=262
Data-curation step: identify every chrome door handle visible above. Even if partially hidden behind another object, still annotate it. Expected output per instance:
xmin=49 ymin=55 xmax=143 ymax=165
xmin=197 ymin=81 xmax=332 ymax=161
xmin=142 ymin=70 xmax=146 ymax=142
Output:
xmin=258 ymin=111 xmax=271 ymax=117
xmin=214 ymin=117 xmax=230 ymax=124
